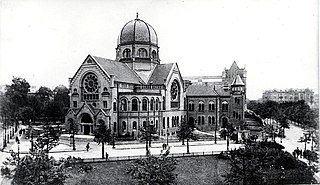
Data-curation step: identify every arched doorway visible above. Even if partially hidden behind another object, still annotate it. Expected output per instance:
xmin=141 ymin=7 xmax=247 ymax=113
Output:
xmin=81 ymin=113 xmax=93 ymax=135
xmin=188 ymin=117 xmax=195 ymax=128
xmin=222 ymin=117 xmax=228 ymax=128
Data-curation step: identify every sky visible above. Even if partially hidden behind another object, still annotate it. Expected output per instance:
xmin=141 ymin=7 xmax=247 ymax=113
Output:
xmin=0 ymin=0 xmax=318 ymax=100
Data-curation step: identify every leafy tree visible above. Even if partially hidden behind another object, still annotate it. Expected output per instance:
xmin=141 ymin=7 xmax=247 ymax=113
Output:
xmin=4 ymin=77 xmax=30 ymax=128
xmin=18 ymin=106 xmax=36 ymax=124
xmin=53 ymin=85 xmax=70 ymax=109
xmin=93 ymin=124 xmax=112 ymax=159
xmin=176 ymin=119 xmax=198 ymax=153
xmin=37 ymin=86 xmax=53 ymax=103
xmin=225 ymin=142 xmax=317 ymax=185
xmin=44 ymin=101 xmax=64 ymax=123
xmin=127 ymin=156 xmax=177 ymax=185
xmin=1 ymin=125 xmax=65 ymax=185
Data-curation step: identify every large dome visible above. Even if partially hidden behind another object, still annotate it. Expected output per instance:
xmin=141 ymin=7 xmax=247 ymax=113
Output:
xmin=117 ymin=16 xmax=158 ymax=46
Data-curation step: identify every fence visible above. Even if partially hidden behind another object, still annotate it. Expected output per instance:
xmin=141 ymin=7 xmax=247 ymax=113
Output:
xmin=82 ymin=150 xmax=221 ymax=163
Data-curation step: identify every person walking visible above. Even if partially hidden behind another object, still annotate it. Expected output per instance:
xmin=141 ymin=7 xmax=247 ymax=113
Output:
xmin=86 ymin=142 xmax=90 ymax=152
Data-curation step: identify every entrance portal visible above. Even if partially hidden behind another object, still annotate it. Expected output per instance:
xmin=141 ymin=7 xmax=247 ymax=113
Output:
xmin=83 ymin=125 xmax=90 ymax=135
xmin=81 ymin=113 xmax=93 ymax=135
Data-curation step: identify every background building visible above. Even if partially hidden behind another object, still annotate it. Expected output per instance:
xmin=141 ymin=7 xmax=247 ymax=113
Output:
xmin=262 ymin=88 xmax=315 ymax=107
xmin=185 ymin=62 xmax=247 ymax=131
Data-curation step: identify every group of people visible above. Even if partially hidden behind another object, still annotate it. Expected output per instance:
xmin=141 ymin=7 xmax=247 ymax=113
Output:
xmin=292 ymin=147 xmax=303 ymax=158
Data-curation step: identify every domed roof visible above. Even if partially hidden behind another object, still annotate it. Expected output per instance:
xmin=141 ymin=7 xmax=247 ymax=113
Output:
xmin=117 ymin=15 xmax=158 ymax=46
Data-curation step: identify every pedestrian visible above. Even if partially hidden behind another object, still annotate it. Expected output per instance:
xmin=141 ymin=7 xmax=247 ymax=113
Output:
xmin=86 ymin=142 xmax=90 ymax=152
xmin=162 ymin=143 xmax=165 ymax=150
xmin=292 ymin=151 xmax=296 ymax=158
xmin=106 ymin=152 xmax=109 ymax=161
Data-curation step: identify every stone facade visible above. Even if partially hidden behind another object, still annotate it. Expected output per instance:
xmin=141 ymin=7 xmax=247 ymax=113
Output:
xmin=65 ymin=16 xmax=247 ymax=139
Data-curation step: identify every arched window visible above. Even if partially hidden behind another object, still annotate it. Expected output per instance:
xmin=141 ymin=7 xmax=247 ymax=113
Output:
xmin=82 ymin=73 xmax=99 ymax=100
xmin=188 ymin=101 xmax=194 ymax=111
xmin=113 ymin=102 xmax=117 ymax=111
xmin=212 ymin=116 xmax=215 ymax=124
xmin=222 ymin=101 xmax=228 ymax=112
xmin=199 ymin=101 xmax=204 ymax=112
xmin=202 ymin=116 xmax=205 ymax=125
xmin=137 ymin=48 xmax=148 ymax=58
xmin=163 ymin=96 xmax=166 ymax=110
xmin=152 ymin=50 xmax=157 ymax=59
xmin=133 ymin=121 xmax=137 ymax=130
xmin=143 ymin=121 xmax=147 ymax=129
xmin=208 ymin=116 xmax=211 ymax=124
xmin=122 ymin=121 xmax=126 ymax=131
xmin=209 ymin=101 xmax=215 ymax=112
xmin=142 ymin=99 xmax=148 ymax=111
xmin=155 ymin=98 xmax=159 ymax=110
xmin=123 ymin=49 xmax=131 ymax=58
xmin=73 ymin=88 xmax=77 ymax=93
xmin=163 ymin=117 xmax=166 ymax=129
xmin=150 ymin=98 xmax=154 ymax=111
xmin=198 ymin=116 xmax=201 ymax=125
xmin=120 ymin=99 xmax=127 ymax=111
xmin=132 ymin=99 xmax=138 ymax=111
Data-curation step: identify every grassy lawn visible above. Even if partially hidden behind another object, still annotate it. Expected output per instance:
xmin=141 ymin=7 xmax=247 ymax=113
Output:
xmin=65 ymin=155 xmax=229 ymax=185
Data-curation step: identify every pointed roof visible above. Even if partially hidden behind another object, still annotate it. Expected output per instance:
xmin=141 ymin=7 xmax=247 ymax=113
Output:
xmin=92 ymin=56 xmax=143 ymax=84
xmin=186 ymin=84 xmax=218 ymax=96
xmin=231 ymin=75 xmax=245 ymax=86
xmin=147 ymin=63 xmax=174 ymax=85
xmin=230 ymin=61 xmax=239 ymax=70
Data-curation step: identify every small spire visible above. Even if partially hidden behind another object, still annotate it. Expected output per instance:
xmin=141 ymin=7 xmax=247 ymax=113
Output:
xmin=136 ymin=12 xmax=139 ymax=19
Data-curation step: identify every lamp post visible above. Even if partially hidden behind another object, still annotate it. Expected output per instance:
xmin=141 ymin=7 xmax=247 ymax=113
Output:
xmin=72 ymin=127 xmax=76 ymax=151
xmin=112 ymin=133 xmax=115 ymax=149
xmin=166 ymin=128 xmax=169 ymax=147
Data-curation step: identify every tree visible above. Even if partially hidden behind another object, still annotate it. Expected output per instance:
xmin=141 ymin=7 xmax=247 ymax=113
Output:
xmin=4 ymin=77 xmax=30 ymax=129
xmin=37 ymin=86 xmax=53 ymax=103
xmin=93 ymin=124 xmax=112 ymax=159
xmin=176 ymin=119 xmax=198 ymax=153
xmin=44 ymin=101 xmax=64 ymax=123
xmin=1 ymin=125 xmax=65 ymax=185
xmin=127 ymin=155 xmax=177 ymax=185
xmin=225 ymin=142 xmax=317 ymax=185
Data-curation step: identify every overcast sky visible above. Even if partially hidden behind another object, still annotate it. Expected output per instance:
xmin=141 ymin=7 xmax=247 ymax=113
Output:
xmin=0 ymin=0 xmax=318 ymax=100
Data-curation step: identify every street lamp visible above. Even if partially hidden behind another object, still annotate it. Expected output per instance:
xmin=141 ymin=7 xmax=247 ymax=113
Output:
xmin=166 ymin=128 xmax=169 ymax=147
xmin=112 ymin=133 xmax=115 ymax=149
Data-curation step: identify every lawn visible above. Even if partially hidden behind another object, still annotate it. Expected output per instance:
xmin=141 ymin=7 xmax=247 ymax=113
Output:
xmin=65 ymin=155 xmax=229 ymax=185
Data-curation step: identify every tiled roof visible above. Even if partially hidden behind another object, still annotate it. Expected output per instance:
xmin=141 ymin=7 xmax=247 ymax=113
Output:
xmin=147 ymin=63 xmax=174 ymax=85
xmin=92 ymin=56 xmax=143 ymax=84
xmin=186 ymin=84 xmax=218 ymax=96
xmin=232 ymin=75 xmax=245 ymax=86
xmin=213 ymin=84 xmax=230 ymax=96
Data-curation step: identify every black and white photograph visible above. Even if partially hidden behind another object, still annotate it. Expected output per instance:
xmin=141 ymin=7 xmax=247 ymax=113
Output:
xmin=0 ymin=0 xmax=318 ymax=184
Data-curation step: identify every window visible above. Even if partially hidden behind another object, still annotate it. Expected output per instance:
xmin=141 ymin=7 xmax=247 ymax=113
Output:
xmin=202 ymin=116 xmax=205 ymax=125
xmin=155 ymin=98 xmax=159 ymax=110
xmin=156 ymin=120 xmax=158 ymax=129
xmin=113 ymin=102 xmax=117 ymax=111
xmin=163 ymin=97 xmax=166 ymax=110
xmin=222 ymin=101 xmax=228 ymax=112
xmin=132 ymin=99 xmax=138 ymax=111
xmin=113 ymin=122 xmax=116 ymax=132
xmin=133 ymin=121 xmax=137 ymax=130
xmin=163 ymin=117 xmax=166 ymax=129
xmin=122 ymin=121 xmax=126 ymax=132
xmin=137 ymin=48 xmax=148 ymax=58
xmin=103 ymin=101 xmax=107 ymax=108
xmin=82 ymin=73 xmax=99 ymax=101
xmin=212 ymin=116 xmax=215 ymax=124
xmin=172 ymin=117 xmax=175 ymax=127
xmin=198 ymin=116 xmax=201 ymax=125
xmin=120 ymin=99 xmax=127 ymax=111
xmin=123 ymin=49 xmax=131 ymax=58
xmin=152 ymin=50 xmax=157 ymax=59
xmin=73 ymin=101 xmax=77 ymax=108
xmin=208 ymin=116 xmax=211 ymax=124
xmin=209 ymin=101 xmax=215 ymax=112
xmin=199 ymin=101 xmax=204 ymax=112
xmin=142 ymin=99 xmax=148 ymax=111
xmin=73 ymin=88 xmax=77 ymax=93
xmin=143 ymin=121 xmax=147 ymax=129
xmin=188 ymin=101 xmax=194 ymax=111
xmin=150 ymin=99 xmax=154 ymax=111
xmin=167 ymin=117 xmax=169 ymax=128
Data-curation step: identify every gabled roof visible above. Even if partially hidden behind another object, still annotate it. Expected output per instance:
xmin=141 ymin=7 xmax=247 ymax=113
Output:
xmin=230 ymin=61 xmax=239 ymax=71
xmin=232 ymin=75 xmax=245 ymax=86
xmin=92 ymin=56 xmax=143 ymax=84
xmin=186 ymin=84 xmax=218 ymax=96
xmin=147 ymin=63 xmax=174 ymax=85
